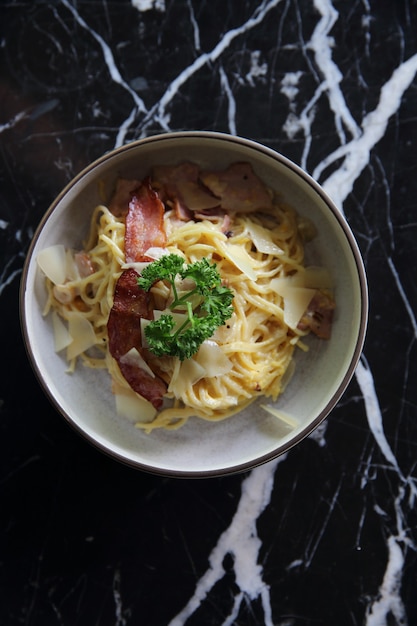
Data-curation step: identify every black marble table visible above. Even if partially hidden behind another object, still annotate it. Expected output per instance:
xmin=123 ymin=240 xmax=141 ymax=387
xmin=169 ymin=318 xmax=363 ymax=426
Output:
xmin=1 ymin=1 xmax=417 ymax=624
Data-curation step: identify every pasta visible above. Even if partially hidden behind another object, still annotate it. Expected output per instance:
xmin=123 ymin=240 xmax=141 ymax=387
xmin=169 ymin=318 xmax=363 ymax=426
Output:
xmin=40 ymin=163 xmax=334 ymax=432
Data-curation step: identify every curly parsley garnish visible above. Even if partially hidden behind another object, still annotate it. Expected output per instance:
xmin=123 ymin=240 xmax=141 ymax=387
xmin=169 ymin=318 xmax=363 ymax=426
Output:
xmin=137 ymin=254 xmax=234 ymax=361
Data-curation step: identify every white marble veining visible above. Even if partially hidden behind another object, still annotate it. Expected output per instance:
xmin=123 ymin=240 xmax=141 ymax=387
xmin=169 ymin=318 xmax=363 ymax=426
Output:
xmin=1 ymin=0 xmax=416 ymax=623
xmin=168 ymin=458 xmax=284 ymax=626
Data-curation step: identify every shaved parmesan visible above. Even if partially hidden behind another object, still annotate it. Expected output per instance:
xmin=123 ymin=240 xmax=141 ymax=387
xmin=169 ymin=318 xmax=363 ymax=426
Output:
xmin=114 ymin=384 xmax=156 ymax=424
xmin=270 ymin=279 xmax=316 ymax=328
xmin=218 ymin=241 xmax=257 ymax=280
xmin=271 ymin=266 xmax=332 ymax=291
xmin=37 ymin=245 xmax=67 ymax=285
xmin=246 ymin=222 xmax=284 ymax=255
xmin=66 ymin=314 xmax=97 ymax=360
xmin=65 ymin=249 xmax=80 ymax=281
xmin=168 ymin=358 xmax=206 ymax=397
xmin=122 ymin=261 xmax=150 ymax=274
xmin=51 ymin=311 xmax=72 ymax=352
xmin=260 ymin=404 xmax=298 ymax=428
xmin=122 ymin=247 xmax=169 ymax=274
xmin=153 ymin=309 xmax=188 ymax=331
xmin=270 ymin=277 xmax=288 ymax=295
xmin=195 ymin=340 xmax=232 ymax=377
xmin=283 ymin=287 xmax=316 ymax=328
xmin=140 ymin=318 xmax=151 ymax=347
xmin=144 ymin=247 xmax=169 ymax=260
xmin=120 ymin=347 xmax=155 ymax=378
xmin=270 ymin=265 xmax=333 ymax=329
xmin=287 ymin=266 xmax=333 ymax=289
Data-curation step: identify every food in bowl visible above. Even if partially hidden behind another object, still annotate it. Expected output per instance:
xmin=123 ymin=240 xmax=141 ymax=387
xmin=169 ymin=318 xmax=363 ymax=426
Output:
xmin=21 ymin=131 xmax=367 ymax=476
xmin=36 ymin=159 xmax=336 ymax=433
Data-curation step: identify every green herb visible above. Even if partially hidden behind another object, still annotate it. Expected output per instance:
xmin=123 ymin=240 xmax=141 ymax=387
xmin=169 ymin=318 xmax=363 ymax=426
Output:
xmin=137 ymin=254 xmax=234 ymax=360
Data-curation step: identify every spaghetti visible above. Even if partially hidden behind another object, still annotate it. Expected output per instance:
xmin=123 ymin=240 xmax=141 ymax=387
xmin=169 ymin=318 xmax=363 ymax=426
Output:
xmin=39 ymin=162 xmax=334 ymax=432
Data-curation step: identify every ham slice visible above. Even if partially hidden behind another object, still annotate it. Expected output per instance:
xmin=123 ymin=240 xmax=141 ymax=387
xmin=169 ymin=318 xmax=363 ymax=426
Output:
xmin=200 ymin=162 xmax=273 ymax=213
xmin=125 ymin=179 xmax=167 ymax=263
xmin=152 ymin=161 xmax=220 ymax=219
xmin=107 ymin=269 xmax=167 ymax=409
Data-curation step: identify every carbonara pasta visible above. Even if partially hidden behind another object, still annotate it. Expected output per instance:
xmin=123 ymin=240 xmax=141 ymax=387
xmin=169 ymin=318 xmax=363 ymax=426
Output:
xmin=38 ymin=162 xmax=335 ymax=432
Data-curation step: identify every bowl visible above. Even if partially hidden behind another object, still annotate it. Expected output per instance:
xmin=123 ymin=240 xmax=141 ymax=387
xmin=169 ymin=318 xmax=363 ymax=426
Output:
xmin=20 ymin=131 xmax=367 ymax=477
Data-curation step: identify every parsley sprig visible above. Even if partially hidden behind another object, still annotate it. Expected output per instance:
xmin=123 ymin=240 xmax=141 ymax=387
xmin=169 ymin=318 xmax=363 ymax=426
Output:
xmin=137 ymin=254 xmax=234 ymax=360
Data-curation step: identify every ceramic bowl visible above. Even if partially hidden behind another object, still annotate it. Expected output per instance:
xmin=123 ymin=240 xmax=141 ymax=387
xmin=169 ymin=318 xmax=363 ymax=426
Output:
xmin=20 ymin=131 xmax=367 ymax=477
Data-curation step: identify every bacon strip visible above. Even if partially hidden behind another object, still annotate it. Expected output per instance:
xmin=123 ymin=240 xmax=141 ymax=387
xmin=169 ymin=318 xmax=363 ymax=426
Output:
xmin=107 ymin=269 xmax=167 ymax=409
xmin=125 ymin=178 xmax=167 ymax=263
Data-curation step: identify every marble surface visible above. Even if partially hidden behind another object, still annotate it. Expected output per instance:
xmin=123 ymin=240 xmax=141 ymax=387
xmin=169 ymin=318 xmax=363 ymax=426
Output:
xmin=1 ymin=1 xmax=416 ymax=624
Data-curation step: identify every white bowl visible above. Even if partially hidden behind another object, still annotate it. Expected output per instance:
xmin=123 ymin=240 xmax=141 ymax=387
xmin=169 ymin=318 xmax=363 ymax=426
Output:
xmin=20 ymin=131 xmax=367 ymax=477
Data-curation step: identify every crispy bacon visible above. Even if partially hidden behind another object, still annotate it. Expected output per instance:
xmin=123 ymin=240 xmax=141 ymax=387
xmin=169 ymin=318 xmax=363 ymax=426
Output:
xmin=125 ymin=178 xmax=167 ymax=263
xmin=107 ymin=178 xmax=168 ymax=408
xmin=107 ymin=269 xmax=167 ymax=409
xmin=200 ymin=162 xmax=273 ymax=213
xmin=297 ymin=290 xmax=336 ymax=339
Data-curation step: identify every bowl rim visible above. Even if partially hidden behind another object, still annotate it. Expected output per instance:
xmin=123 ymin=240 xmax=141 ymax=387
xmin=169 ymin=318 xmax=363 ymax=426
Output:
xmin=20 ymin=130 xmax=368 ymax=477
